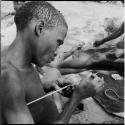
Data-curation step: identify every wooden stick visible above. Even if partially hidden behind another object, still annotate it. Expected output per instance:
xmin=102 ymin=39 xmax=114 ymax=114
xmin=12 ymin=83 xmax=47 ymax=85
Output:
xmin=27 ymin=84 xmax=71 ymax=106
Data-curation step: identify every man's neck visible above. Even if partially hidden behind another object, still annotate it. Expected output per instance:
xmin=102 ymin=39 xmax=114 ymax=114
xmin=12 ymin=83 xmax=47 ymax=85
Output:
xmin=7 ymin=33 xmax=33 ymax=70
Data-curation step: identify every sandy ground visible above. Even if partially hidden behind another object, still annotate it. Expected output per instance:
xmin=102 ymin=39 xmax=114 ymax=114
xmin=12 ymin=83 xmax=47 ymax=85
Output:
xmin=1 ymin=1 xmax=124 ymax=124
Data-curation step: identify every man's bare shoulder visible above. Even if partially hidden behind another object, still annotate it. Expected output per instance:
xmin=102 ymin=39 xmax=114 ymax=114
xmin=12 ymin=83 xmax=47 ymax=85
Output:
xmin=1 ymin=62 xmax=24 ymax=101
xmin=2 ymin=61 xmax=18 ymax=80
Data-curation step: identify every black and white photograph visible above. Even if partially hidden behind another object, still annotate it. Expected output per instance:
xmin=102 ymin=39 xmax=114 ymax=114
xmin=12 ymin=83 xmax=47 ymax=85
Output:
xmin=1 ymin=1 xmax=124 ymax=124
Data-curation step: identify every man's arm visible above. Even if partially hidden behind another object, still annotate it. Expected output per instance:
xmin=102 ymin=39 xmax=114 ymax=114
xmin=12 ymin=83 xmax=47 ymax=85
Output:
xmin=2 ymin=69 xmax=34 ymax=124
xmin=94 ymin=22 xmax=124 ymax=47
xmin=55 ymin=74 xmax=102 ymax=124
xmin=55 ymin=92 xmax=81 ymax=124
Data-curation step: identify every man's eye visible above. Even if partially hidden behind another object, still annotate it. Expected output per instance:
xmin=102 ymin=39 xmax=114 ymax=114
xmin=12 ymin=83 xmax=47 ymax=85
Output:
xmin=57 ymin=39 xmax=63 ymax=46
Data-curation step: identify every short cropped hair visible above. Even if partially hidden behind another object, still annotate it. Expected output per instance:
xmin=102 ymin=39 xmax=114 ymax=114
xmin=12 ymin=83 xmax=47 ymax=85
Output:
xmin=14 ymin=1 xmax=68 ymax=31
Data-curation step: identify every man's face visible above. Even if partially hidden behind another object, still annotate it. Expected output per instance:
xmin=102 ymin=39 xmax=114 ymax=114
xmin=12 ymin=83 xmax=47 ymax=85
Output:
xmin=32 ymin=25 xmax=67 ymax=67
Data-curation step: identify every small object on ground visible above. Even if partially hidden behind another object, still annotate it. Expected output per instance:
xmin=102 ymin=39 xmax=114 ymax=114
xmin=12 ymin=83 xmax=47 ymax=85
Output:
xmin=111 ymin=74 xmax=123 ymax=80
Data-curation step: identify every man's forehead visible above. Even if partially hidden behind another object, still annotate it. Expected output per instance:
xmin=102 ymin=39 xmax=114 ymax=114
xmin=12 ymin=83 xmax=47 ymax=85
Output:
xmin=54 ymin=26 xmax=67 ymax=36
xmin=54 ymin=25 xmax=67 ymax=32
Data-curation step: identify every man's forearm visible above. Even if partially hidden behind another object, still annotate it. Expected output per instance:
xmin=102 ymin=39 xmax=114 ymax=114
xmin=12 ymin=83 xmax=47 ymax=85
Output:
xmin=55 ymin=93 xmax=85 ymax=124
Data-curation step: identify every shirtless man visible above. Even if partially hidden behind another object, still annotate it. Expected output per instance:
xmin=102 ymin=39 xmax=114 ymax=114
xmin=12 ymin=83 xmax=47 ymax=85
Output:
xmin=1 ymin=1 xmax=101 ymax=124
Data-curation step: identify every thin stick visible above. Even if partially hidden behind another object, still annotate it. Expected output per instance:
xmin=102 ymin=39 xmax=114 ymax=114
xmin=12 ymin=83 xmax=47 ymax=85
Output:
xmin=27 ymin=84 xmax=71 ymax=106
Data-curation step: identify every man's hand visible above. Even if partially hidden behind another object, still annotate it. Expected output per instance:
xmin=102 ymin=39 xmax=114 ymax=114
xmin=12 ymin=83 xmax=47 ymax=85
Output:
xmin=73 ymin=73 xmax=104 ymax=99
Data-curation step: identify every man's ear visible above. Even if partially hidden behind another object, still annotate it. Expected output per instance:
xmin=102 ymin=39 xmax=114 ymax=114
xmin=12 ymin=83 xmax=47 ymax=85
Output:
xmin=35 ymin=21 xmax=45 ymax=36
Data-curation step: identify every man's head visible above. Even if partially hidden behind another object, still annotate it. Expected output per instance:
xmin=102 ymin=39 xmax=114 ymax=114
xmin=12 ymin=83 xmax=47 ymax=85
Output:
xmin=14 ymin=1 xmax=68 ymax=67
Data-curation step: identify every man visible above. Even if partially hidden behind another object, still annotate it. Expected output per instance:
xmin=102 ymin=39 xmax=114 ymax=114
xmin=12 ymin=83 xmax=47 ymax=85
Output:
xmin=1 ymin=1 xmax=101 ymax=124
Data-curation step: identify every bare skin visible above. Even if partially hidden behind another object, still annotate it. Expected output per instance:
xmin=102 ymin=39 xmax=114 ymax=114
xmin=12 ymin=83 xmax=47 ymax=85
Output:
xmin=1 ymin=18 xmax=101 ymax=124
xmin=1 ymin=49 xmax=99 ymax=124
xmin=1 ymin=22 xmax=65 ymax=123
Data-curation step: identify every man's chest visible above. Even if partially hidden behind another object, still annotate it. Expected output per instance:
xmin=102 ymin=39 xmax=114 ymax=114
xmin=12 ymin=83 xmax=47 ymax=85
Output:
xmin=19 ymin=68 xmax=45 ymax=103
xmin=19 ymin=69 xmax=58 ymax=123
